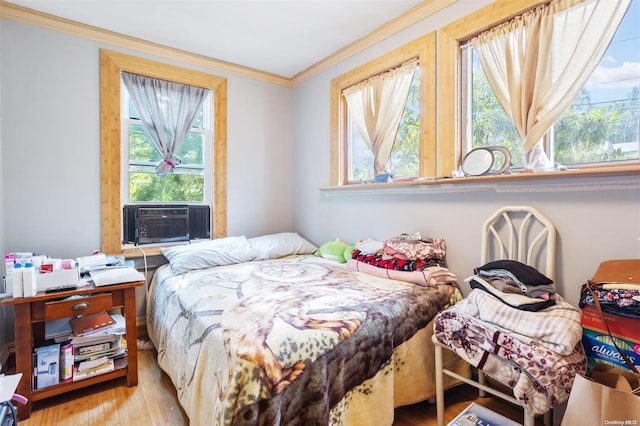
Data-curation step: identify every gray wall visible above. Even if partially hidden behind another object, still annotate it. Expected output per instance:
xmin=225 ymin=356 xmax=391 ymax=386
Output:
xmin=291 ymin=0 xmax=640 ymax=309
xmin=1 ymin=0 xmax=639 ymax=364
xmin=0 ymin=18 xmax=294 ymax=345
xmin=0 ymin=28 xmax=5 ymax=361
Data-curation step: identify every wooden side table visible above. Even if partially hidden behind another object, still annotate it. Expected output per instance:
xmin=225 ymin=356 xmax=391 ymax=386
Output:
xmin=1 ymin=280 xmax=143 ymax=420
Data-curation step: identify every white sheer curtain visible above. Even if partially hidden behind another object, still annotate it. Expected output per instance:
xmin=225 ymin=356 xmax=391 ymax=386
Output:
xmin=471 ymin=0 xmax=631 ymax=171
xmin=122 ymin=72 xmax=209 ymax=176
xmin=343 ymin=59 xmax=418 ymax=176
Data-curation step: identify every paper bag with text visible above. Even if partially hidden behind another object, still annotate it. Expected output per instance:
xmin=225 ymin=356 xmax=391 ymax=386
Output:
xmin=561 ymin=365 xmax=640 ymax=426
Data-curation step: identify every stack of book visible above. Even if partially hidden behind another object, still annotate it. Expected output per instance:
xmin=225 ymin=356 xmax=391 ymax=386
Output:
xmin=40 ymin=310 xmax=127 ymax=383
xmin=68 ymin=311 xmax=127 ymax=381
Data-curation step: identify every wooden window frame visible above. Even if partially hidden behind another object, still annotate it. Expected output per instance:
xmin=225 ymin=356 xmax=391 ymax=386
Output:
xmin=100 ymin=49 xmax=228 ymax=255
xmin=330 ymin=33 xmax=437 ymax=185
xmin=436 ymin=0 xmax=551 ymax=176
xmin=437 ymin=0 xmax=640 ymax=175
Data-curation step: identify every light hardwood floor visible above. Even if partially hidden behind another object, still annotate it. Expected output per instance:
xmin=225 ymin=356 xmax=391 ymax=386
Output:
xmin=17 ymin=348 xmax=545 ymax=425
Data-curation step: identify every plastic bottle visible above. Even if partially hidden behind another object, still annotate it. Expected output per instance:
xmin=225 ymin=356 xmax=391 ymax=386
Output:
xmin=12 ymin=263 xmax=23 ymax=298
xmin=23 ymin=262 xmax=37 ymax=297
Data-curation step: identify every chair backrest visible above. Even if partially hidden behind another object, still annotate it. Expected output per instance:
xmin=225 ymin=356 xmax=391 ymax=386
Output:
xmin=481 ymin=206 xmax=556 ymax=280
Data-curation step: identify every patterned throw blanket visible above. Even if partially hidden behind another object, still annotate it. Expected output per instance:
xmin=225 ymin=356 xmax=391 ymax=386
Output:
xmin=434 ymin=290 xmax=587 ymax=415
xmin=148 ymin=255 xmax=460 ymax=425
xmin=454 ymin=289 xmax=583 ymax=355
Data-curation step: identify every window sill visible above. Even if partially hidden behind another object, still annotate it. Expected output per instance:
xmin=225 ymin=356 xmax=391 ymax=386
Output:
xmin=319 ymin=165 xmax=640 ymax=196
xmin=120 ymin=246 xmax=163 ymax=258
xmin=119 ymin=241 xmax=189 ymax=258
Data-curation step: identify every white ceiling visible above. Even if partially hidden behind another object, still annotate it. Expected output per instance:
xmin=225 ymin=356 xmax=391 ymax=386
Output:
xmin=5 ymin=0 xmax=424 ymax=78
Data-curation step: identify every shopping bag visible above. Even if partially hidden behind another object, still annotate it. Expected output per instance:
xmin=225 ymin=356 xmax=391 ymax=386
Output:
xmin=561 ymin=365 xmax=640 ymax=426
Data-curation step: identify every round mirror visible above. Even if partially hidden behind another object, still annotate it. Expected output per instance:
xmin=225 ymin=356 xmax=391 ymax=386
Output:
xmin=461 ymin=148 xmax=493 ymax=176
xmin=488 ymin=146 xmax=511 ymax=175
xmin=461 ymin=146 xmax=511 ymax=176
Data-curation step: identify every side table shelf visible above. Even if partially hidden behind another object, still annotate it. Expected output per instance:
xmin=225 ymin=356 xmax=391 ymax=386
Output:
xmin=1 ymin=280 xmax=143 ymax=420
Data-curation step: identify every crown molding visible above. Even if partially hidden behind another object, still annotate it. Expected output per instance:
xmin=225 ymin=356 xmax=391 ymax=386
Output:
xmin=0 ymin=1 xmax=292 ymax=87
xmin=1 ymin=0 xmax=459 ymax=87
xmin=291 ymin=0 xmax=459 ymax=85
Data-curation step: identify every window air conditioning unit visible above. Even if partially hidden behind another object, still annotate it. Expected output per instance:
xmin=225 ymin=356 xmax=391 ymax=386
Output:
xmin=122 ymin=205 xmax=210 ymax=245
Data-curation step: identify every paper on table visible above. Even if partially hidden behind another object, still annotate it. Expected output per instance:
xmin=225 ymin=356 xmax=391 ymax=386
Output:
xmin=0 ymin=373 xmax=22 ymax=402
xmin=89 ymin=267 xmax=144 ymax=287
xmin=77 ymin=356 xmax=109 ymax=372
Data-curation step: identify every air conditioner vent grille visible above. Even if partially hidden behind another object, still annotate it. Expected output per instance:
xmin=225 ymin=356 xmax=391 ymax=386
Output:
xmin=123 ymin=204 xmax=210 ymax=245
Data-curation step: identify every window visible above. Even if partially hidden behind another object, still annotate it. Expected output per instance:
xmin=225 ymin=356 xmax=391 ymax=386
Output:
xmin=555 ymin=0 xmax=639 ymax=166
xmin=328 ymin=0 xmax=640 ymax=189
xmin=346 ymin=65 xmax=421 ymax=182
xmin=330 ymin=34 xmax=436 ymax=185
xmin=100 ymin=50 xmax=227 ymax=255
xmin=121 ymin=83 xmax=212 ymax=203
xmin=461 ymin=0 xmax=639 ymax=171
xmin=463 ymin=48 xmax=524 ymax=168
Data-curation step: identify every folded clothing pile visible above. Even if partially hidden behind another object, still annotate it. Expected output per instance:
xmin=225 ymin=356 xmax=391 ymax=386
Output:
xmin=346 ymin=233 xmax=456 ymax=287
xmin=579 ymin=282 xmax=640 ymax=319
xmin=467 ymin=259 xmax=557 ymax=312
xmin=434 ymin=301 xmax=585 ymax=415
xmin=351 ymin=233 xmax=447 ymax=271
xmin=434 ymin=259 xmax=586 ymax=416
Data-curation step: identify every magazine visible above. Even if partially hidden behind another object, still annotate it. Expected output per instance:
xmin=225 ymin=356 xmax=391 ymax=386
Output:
xmin=448 ymin=403 xmax=520 ymax=426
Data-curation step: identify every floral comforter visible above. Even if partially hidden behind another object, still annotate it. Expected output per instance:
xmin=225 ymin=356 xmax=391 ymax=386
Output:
xmin=147 ymin=255 xmax=465 ymax=426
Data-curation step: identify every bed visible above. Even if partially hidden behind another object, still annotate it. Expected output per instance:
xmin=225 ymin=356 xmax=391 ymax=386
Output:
xmin=147 ymin=233 xmax=469 ymax=425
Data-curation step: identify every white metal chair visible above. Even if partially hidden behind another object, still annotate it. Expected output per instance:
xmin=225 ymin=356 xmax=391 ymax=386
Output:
xmin=432 ymin=206 xmax=557 ymax=426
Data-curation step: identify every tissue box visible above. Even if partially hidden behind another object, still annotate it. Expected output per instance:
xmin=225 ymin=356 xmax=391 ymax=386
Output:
xmin=36 ymin=268 xmax=80 ymax=291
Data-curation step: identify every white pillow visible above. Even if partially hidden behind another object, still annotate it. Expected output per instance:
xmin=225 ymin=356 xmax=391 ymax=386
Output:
xmin=248 ymin=232 xmax=317 ymax=261
xmin=161 ymin=236 xmax=256 ymax=274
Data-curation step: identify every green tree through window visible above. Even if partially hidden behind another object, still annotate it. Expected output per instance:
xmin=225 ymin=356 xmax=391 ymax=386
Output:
xmin=468 ymin=1 xmax=639 ymax=168
xmin=349 ymin=68 xmax=421 ymax=181
xmin=125 ymin=92 xmax=211 ymax=202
